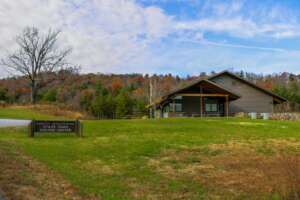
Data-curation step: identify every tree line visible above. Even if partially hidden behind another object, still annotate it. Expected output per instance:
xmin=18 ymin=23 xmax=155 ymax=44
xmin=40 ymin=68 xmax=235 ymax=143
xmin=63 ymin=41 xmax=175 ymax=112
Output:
xmin=1 ymin=27 xmax=300 ymax=117
xmin=1 ymin=69 xmax=300 ymax=116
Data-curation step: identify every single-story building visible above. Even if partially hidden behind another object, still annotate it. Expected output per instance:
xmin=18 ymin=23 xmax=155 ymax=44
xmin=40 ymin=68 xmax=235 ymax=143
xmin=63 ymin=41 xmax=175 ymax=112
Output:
xmin=149 ymin=71 xmax=286 ymax=118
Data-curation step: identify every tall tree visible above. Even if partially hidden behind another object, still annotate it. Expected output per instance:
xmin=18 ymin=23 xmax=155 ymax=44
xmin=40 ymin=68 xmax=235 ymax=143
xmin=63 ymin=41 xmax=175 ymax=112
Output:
xmin=1 ymin=27 xmax=71 ymax=104
xmin=0 ymin=87 xmax=8 ymax=102
xmin=116 ymin=90 xmax=133 ymax=118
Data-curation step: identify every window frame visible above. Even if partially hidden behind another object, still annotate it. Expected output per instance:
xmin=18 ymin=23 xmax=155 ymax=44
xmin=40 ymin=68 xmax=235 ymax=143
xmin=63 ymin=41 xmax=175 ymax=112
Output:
xmin=204 ymin=98 xmax=219 ymax=112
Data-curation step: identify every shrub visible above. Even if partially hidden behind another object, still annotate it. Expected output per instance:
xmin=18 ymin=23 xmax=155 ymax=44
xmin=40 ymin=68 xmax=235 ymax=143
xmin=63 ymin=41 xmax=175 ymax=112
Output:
xmin=0 ymin=87 xmax=8 ymax=102
xmin=43 ymin=88 xmax=57 ymax=102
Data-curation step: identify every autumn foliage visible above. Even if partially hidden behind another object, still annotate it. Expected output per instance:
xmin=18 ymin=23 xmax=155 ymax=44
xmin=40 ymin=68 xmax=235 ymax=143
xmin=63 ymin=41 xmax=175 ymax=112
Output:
xmin=0 ymin=70 xmax=300 ymax=118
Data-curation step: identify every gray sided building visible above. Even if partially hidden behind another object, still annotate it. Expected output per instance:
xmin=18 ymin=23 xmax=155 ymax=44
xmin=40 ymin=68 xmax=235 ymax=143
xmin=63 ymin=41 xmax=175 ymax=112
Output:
xmin=149 ymin=71 xmax=286 ymax=118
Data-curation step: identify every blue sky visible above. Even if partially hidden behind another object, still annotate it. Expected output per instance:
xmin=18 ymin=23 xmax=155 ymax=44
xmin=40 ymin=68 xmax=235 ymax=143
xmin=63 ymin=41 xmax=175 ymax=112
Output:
xmin=137 ymin=0 xmax=300 ymax=75
xmin=1 ymin=0 xmax=300 ymax=77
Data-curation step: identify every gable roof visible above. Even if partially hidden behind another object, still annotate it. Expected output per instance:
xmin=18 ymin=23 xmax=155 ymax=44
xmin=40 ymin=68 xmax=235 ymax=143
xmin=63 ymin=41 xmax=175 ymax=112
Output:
xmin=149 ymin=70 xmax=287 ymax=108
xmin=208 ymin=71 xmax=287 ymax=103
xmin=148 ymin=79 xmax=240 ymax=108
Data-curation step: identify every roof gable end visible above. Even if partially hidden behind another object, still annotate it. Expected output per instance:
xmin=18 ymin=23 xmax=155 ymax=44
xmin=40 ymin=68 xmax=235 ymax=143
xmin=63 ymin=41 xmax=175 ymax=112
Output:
xmin=208 ymin=71 xmax=287 ymax=102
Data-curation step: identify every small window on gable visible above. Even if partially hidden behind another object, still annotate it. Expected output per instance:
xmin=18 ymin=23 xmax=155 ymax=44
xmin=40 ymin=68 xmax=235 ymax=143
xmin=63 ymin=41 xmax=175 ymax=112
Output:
xmin=216 ymin=77 xmax=224 ymax=84
xmin=232 ymin=81 xmax=237 ymax=86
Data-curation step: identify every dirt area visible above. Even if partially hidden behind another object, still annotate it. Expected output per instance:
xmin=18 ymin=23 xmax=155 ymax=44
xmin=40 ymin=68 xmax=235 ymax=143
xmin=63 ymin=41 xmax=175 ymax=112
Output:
xmin=0 ymin=142 xmax=99 ymax=200
xmin=148 ymin=139 xmax=300 ymax=199
xmin=31 ymin=105 xmax=87 ymax=119
xmin=12 ymin=104 xmax=87 ymax=119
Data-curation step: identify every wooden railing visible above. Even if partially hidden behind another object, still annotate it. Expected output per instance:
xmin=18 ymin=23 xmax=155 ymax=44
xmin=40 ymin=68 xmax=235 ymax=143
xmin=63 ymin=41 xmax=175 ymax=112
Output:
xmin=167 ymin=112 xmax=224 ymax=118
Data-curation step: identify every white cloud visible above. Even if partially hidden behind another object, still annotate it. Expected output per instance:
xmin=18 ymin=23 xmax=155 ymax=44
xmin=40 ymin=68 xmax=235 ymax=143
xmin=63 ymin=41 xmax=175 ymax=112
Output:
xmin=148 ymin=41 xmax=300 ymax=75
xmin=0 ymin=0 xmax=173 ymax=77
xmin=176 ymin=17 xmax=257 ymax=38
xmin=176 ymin=17 xmax=300 ymax=39
xmin=0 ymin=0 xmax=300 ymax=78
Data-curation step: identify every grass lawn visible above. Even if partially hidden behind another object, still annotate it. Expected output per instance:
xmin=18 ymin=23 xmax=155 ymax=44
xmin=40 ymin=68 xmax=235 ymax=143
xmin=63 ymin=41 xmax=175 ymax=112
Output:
xmin=0 ymin=109 xmax=299 ymax=199
xmin=0 ymin=106 xmax=62 ymax=120
xmin=0 ymin=105 xmax=82 ymax=120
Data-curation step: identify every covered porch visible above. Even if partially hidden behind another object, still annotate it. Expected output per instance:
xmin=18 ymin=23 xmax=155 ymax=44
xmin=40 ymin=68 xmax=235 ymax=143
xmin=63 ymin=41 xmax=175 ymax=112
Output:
xmin=150 ymin=79 xmax=240 ymax=118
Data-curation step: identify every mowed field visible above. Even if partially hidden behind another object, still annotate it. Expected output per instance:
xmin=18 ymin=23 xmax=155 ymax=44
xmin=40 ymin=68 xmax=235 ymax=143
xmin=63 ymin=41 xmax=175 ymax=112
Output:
xmin=0 ymin=107 xmax=299 ymax=200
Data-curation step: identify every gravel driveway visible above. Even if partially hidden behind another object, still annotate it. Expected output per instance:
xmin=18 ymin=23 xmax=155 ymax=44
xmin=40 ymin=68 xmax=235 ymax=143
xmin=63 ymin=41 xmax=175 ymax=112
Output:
xmin=0 ymin=119 xmax=31 ymax=127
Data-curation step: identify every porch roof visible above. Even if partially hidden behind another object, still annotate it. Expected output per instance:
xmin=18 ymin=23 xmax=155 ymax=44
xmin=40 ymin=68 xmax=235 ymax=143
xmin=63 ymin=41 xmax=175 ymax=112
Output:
xmin=149 ymin=79 xmax=240 ymax=108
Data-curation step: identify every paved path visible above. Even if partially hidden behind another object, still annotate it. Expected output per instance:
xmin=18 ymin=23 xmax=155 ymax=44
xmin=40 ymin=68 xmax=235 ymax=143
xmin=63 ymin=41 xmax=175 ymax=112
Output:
xmin=0 ymin=119 xmax=30 ymax=127
xmin=0 ymin=119 xmax=31 ymax=199
xmin=0 ymin=119 xmax=31 ymax=200
xmin=0 ymin=192 xmax=5 ymax=200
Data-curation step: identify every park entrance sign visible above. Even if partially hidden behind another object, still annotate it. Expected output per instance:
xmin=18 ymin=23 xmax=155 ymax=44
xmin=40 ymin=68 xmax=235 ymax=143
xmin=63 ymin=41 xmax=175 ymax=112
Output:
xmin=29 ymin=120 xmax=83 ymax=137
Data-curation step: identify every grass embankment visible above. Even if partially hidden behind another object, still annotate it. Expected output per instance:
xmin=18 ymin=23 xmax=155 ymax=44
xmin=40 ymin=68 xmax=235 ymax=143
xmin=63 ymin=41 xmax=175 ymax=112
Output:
xmin=0 ymin=105 xmax=85 ymax=120
xmin=0 ymin=107 xmax=299 ymax=199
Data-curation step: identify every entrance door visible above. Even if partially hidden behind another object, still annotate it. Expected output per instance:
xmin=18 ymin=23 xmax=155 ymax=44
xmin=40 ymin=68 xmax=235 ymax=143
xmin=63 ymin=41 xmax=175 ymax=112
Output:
xmin=219 ymin=102 xmax=224 ymax=116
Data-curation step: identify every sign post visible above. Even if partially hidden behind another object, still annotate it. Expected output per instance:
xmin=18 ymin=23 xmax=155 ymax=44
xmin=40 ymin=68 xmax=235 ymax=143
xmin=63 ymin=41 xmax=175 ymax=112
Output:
xmin=29 ymin=120 xmax=83 ymax=137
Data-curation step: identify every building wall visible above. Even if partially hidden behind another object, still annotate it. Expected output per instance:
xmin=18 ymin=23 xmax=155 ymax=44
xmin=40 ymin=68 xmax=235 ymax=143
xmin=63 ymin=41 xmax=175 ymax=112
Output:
xmin=160 ymin=96 xmax=225 ymax=117
xmin=182 ymin=96 xmax=201 ymax=114
xmin=211 ymin=74 xmax=274 ymax=114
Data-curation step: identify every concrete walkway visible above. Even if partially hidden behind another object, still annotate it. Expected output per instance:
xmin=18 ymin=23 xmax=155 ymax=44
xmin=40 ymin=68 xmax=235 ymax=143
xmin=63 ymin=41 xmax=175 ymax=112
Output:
xmin=0 ymin=119 xmax=31 ymax=127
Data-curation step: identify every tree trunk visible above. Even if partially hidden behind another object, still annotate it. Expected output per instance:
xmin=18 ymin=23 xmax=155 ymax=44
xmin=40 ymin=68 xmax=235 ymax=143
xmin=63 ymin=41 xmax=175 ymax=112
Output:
xmin=31 ymin=80 xmax=37 ymax=104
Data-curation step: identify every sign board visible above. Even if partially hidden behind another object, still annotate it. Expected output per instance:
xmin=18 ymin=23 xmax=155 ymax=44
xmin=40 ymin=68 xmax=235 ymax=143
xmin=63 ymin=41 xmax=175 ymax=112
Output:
xmin=29 ymin=120 xmax=82 ymax=137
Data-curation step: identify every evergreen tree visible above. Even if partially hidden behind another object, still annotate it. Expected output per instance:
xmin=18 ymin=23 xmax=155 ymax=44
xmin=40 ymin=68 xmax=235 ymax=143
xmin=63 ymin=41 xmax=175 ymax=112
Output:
xmin=91 ymin=93 xmax=106 ymax=119
xmin=134 ymin=98 xmax=148 ymax=116
xmin=104 ymin=94 xmax=116 ymax=119
xmin=0 ymin=87 xmax=8 ymax=102
xmin=43 ymin=88 xmax=57 ymax=102
xmin=115 ymin=90 xmax=133 ymax=118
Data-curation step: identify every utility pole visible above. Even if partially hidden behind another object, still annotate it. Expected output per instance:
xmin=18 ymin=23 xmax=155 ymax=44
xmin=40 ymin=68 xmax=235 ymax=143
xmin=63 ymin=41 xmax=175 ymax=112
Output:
xmin=149 ymin=77 xmax=153 ymax=105
xmin=149 ymin=76 xmax=153 ymax=118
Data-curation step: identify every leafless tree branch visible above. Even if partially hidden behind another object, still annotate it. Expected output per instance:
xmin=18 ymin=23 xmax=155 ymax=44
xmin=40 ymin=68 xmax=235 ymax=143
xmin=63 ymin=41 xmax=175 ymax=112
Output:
xmin=1 ymin=27 xmax=72 ymax=103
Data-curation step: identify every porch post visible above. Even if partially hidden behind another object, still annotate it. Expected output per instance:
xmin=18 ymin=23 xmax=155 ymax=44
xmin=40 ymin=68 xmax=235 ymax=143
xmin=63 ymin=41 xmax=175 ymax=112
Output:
xmin=173 ymin=99 xmax=175 ymax=115
xmin=200 ymin=86 xmax=203 ymax=118
xmin=225 ymin=95 xmax=229 ymax=118
xmin=200 ymin=96 xmax=203 ymax=118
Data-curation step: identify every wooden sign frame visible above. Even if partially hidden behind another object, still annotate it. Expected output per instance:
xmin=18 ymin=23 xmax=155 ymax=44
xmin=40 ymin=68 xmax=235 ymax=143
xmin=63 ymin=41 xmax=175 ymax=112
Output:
xmin=28 ymin=120 xmax=83 ymax=137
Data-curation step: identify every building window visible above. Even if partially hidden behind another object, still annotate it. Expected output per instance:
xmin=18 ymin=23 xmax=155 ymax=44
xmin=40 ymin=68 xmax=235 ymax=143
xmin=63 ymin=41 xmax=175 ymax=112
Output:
xmin=175 ymin=103 xmax=182 ymax=112
xmin=205 ymin=98 xmax=218 ymax=112
xmin=169 ymin=103 xmax=182 ymax=112
xmin=169 ymin=96 xmax=183 ymax=112
xmin=163 ymin=105 xmax=170 ymax=113
xmin=205 ymin=103 xmax=218 ymax=112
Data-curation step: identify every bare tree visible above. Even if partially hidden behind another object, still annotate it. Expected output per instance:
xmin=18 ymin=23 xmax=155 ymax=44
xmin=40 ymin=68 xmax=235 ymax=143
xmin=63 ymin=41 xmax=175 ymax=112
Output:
xmin=1 ymin=27 xmax=71 ymax=104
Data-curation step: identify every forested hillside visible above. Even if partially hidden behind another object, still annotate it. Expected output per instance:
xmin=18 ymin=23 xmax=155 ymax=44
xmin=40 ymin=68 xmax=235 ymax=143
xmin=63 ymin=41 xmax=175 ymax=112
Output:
xmin=0 ymin=69 xmax=299 ymax=118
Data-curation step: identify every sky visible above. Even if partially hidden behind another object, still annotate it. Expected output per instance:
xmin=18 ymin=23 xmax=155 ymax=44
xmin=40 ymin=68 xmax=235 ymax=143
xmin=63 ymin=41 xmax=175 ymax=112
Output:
xmin=1 ymin=0 xmax=300 ymax=77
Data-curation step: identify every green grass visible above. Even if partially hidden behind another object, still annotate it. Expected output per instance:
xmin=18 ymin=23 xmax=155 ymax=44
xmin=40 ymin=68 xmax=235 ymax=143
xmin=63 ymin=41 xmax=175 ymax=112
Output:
xmin=0 ymin=108 xmax=300 ymax=199
xmin=0 ymin=107 xmax=66 ymax=120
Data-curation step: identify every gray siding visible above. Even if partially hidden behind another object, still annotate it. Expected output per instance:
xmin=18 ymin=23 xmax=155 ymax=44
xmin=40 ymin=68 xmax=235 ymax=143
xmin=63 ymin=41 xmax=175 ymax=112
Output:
xmin=211 ymin=74 xmax=274 ymax=114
